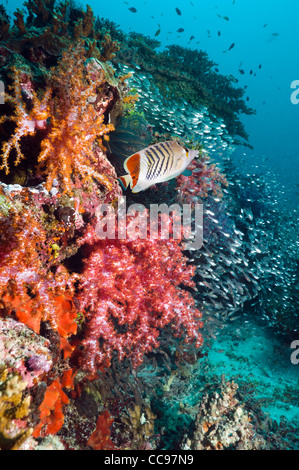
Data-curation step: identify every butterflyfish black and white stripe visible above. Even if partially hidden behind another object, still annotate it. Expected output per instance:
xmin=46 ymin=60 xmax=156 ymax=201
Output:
xmin=118 ymin=141 xmax=198 ymax=193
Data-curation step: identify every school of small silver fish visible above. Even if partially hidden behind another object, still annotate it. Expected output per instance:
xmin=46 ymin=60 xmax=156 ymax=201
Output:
xmin=115 ymin=63 xmax=299 ymax=340
xmin=118 ymin=63 xmax=236 ymax=157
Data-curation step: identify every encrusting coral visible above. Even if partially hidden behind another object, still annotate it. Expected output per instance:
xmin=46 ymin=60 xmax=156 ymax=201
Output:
xmin=0 ymin=367 xmax=32 ymax=450
xmin=0 ymin=318 xmax=52 ymax=388
xmin=184 ymin=379 xmax=267 ymax=450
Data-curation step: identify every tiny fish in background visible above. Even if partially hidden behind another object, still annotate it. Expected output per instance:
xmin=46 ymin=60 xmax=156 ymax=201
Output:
xmin=129 ymin=7 xmax=137 ymax=13
xmin=175 ymin=7 xmax=182 ymax=15
xmin=177 ymin=28 xmax=184 ymax=33
xmin=228 ymin=42 xmax=235 ymax=51
xmin=118 ymin=141 xmax=198 ymax=193
xmin=155 ymin=25 xmax=161 ymax=36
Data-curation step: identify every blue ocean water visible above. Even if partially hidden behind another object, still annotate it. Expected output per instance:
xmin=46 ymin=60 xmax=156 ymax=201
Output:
xmin=96 ymin=0 xmax=299 ymax=197
xmin=1 ymin=0 xmax=298 ymax=450
xmin=8 ymin=0 xmax=298 ymax=198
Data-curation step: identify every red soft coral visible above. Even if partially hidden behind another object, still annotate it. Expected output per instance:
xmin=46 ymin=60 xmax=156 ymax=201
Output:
xmin=176 ymin=153 xmax=228 ymax=203
xmin=32 ymin=379 xmax=70 ymax=438
xmin=0 ymin=206 xmax=78 ymax=334
xmin=78 ymin=215 xmax=203 ymax=374
xmin=87 ymin=410 xmax=115 ymax=450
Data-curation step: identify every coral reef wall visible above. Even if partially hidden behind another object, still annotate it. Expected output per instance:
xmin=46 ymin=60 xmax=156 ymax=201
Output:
xmin=0 ymin=1 xmax=297 ymax=450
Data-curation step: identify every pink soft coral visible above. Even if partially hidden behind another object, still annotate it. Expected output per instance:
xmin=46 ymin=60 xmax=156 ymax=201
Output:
xmin=78 ymin=215 xmax=203 ymax=374
xmin=176 ymin=154 xmax=228 ymax=204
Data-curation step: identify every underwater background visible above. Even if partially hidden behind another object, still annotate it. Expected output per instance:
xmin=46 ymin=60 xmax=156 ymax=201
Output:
xmin=0 ymin=0 xmax=298 ymax=450
xmin=7 ymin=0 xmax=299 ymax=203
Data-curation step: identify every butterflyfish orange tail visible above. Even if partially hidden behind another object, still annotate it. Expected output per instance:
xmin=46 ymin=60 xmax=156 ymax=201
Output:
xmin=118 ymin=174 xmax=132 ymax=190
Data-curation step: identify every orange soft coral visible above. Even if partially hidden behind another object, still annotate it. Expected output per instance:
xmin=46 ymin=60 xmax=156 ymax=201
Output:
xmin=0 ymin=207 xmax=78 ymax=334
xmin=37 ymin=42 xmax=115 ymax=193
xmin=0 ymin=41 xmax=116 ymax=194
xmin=87 ymin=410 xmax=115 ymax=450
xmin=0 ymin=68 xmax=51 ymax=174
xmin=32 ymin=379 xmax=70 ymax=438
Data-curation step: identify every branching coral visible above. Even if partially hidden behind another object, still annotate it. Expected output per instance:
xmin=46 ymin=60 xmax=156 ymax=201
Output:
xmin=78 ymin=215 xmax=203 ymax=374
xmin=1 ymin=1 xmax=119 ymax=62
xmin=112 ymin=38 xmax=254 ymax=142
xmin=99 ymin=33 xmax=120 ymax=62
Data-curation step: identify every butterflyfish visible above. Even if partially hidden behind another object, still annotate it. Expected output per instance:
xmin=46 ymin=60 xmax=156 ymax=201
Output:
xmin=118 ymin=141 xmax=198 ymax=193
